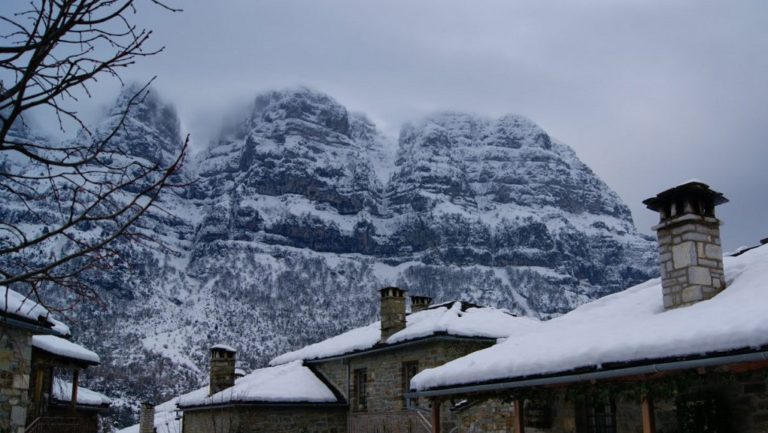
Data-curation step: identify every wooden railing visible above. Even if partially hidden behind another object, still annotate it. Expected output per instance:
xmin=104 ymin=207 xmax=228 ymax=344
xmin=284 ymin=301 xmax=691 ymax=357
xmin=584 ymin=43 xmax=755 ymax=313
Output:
xmin=349 ymin=411 xmax=431 ymax=433
xmin=25 ymin=416 xmax=83 ymax=433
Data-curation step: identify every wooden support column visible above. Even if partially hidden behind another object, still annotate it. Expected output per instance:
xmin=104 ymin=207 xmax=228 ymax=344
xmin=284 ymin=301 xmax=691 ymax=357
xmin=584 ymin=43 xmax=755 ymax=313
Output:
xmin=71 ymin=369 xmax=79 ymax=412
xmin=33 ymin=367 xmax=44 ymax=417
xmin=431 ymin=399 xmax=441 ymax=433
xmin=513 ymin=399 xmax=525 ymax=433
xmin=641 ymin=394 xmax=656 ymax=433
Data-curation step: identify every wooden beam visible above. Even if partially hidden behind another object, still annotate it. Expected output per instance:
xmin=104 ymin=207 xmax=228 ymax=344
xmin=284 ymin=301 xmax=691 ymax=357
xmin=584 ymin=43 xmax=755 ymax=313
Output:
xmin=71 ymin=369 xmax=79 ymax=412
xmin=513 ymin=399 xmax=525 ymax=433
xmin=641 ymin=394 xmax=656 ymax=433
xmin=431 ymin=399 xmax=441 ymax=433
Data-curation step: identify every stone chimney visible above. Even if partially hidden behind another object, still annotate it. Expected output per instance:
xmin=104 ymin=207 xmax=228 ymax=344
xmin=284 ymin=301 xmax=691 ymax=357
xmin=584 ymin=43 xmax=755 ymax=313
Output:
xmin=139 ymin=402 xmax=155 ymax=433
xmin=209 ymin=344 xmax=236 ymax=395
xmin=643 ymin=181 xmax=728 ymax=310
xmin=380 ymin=287 xmax=407 ymax=341
xmin=410 ymin=295 xmax=433 ymax=313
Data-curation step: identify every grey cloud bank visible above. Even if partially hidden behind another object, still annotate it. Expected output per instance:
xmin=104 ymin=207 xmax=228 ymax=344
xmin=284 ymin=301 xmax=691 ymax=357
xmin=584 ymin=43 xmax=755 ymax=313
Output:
xmin=10 ymin=0 xmax=768 ymax=250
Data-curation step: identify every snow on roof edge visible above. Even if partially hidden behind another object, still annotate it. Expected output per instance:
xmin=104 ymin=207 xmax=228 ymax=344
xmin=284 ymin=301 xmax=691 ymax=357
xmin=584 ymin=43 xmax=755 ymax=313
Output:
xmin=412 ymin=244 xmax=768 ymax=392
xmin=33 ymin=335 xmax=100 ymax=365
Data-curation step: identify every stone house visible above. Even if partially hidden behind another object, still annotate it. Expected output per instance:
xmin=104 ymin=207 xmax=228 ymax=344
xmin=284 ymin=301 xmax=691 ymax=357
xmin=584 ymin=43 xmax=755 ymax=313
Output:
xmin=177 ymin=347 xmax=348 ymax=433
xmin=1 ymin=287 xmax=110 ymax=433
xmin=174 ymin=289 xmax=536 ymax=433
xmin=409 ymin=181 xmax=768 ymax=433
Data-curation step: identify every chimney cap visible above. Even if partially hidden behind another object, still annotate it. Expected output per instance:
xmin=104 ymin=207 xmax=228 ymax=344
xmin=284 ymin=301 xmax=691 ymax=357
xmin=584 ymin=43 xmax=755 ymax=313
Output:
xmin=211 ymin=344 xmax=236 ymax=353
xmin=643 ymin=180 xmax=728 ymax=212
xmin=380 ymin=286 xmax=407 ymax=297
xmin=411 ymin=295 xmax=433 ymax=304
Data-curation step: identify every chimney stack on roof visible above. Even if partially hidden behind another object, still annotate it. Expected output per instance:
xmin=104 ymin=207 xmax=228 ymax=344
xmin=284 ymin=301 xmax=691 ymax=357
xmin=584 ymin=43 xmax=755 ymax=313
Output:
xmin=410 ymin=295 xmax=433 ymax=313
xmin=139 ymin=402 xmax=155 ymax=433
xmin=380 ymin=287 xmax=407 ymax=342
xmin=644 ymin=181 xmax=728 ymax=310
xmin=209 ymin=344 xmax=236 ymax=395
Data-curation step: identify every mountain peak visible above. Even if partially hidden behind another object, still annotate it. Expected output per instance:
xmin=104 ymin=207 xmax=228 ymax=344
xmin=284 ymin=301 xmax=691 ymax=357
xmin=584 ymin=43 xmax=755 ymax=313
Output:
xmin=250 ymin=87 xmax=350 ymax=136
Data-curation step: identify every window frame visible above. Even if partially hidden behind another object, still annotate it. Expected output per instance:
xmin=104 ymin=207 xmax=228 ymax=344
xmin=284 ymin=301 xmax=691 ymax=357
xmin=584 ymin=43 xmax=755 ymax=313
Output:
xmin=401 ymin=360 xmax=420 ymax=408
xmin=352 ymin=368 xmax=368 ymax=412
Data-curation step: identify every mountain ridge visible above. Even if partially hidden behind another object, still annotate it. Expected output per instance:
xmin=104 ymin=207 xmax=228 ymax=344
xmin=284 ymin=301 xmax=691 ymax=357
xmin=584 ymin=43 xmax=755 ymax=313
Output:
xmin=10 ymin=85 xmax=657 ymax=426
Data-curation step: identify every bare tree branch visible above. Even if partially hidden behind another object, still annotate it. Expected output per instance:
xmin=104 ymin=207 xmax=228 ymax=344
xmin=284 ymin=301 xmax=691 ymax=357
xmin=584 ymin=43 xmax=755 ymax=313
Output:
xmin=0 ymin=0 xmax=184 ymax=310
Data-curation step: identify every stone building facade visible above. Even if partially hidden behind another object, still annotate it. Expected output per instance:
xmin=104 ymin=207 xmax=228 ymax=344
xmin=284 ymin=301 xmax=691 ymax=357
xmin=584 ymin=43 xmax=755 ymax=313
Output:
xmin=310 ymin=337 xmax=495 ymax=433
xmin=0 ymin=326 xmax=33 ymax=433
xmin=449 ymin=368 xmax=768 ymax=433
xmin=182 ymin=405 xmax=348 ymax=433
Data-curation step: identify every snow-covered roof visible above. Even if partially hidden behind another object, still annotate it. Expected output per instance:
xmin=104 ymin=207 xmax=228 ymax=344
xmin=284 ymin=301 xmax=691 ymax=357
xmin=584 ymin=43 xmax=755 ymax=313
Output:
xmin=211 ymin=343 xmax=236 ymax=352
xmin=117 ymin=393 xmax=190 ymax=433
xmin=32 ymin=335 xmax=100 ymax=365
xmin=52 ymin=378 xmax=111 ymax=407
xmin=271 ymin=301 xmax=538 ymax=366
xmin=0 ymin=286 xmax=71 ymax=336
xmin=177 ymin=360 xmax=340 ymax=408
xmin=412 ymin=244 xmax=768 ymax=391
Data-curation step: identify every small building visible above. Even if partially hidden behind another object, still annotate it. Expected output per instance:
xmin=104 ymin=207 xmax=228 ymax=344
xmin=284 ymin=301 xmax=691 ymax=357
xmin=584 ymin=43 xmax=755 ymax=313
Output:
xmin=172 ymin=289 xmax=537 ymax=433
xmin=269 ymin=289 xmax=537 ymax=433
xmin=1 ymin=286 xmax=110 ymax=433
xmin=409 ymin=181 xmax=768 ymax=433
xmin=178 ymin=355 xmax=347 ymax=433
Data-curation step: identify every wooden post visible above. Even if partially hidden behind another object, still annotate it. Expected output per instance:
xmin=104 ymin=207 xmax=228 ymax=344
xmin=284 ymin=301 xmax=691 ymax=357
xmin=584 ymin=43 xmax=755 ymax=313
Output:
xmin=71 ymin=369 xmax=79 ymax=412
xmin=32 ymin=367 xmax=44 ymax=417
xmin=641 ymin=394 xmax=656 ymax=433
xmin=513 ymin=399 xmax=525 ymax=433
xmin=431 ymin=399 xmax=441 ymax=433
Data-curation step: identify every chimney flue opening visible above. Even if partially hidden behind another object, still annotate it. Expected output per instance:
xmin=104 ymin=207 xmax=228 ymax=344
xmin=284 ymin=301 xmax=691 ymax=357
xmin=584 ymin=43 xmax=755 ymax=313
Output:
xmin=644 ymin=181 xmax=728 ymax=310
xmin=410 ymin=295 xmax=433 ymax=313
xmin=209 ymin=344 xmax=237 ymax=395
xmin=380 ymin=287 xmax=407 ymax=342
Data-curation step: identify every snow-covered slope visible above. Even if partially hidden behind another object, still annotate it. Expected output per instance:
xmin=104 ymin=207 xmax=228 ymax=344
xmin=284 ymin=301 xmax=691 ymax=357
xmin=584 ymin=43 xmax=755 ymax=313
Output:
xmin=10 ymin=86 xmax=656 ymax=427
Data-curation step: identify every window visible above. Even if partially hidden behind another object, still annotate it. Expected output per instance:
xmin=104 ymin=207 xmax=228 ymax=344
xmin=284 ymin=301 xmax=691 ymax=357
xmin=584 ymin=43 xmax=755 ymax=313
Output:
xmin=524 ymin=399 xmax=552 ymax=429
xmin=401 ymin=361 xmax=419 ymax=408
xmin=577 ymin=399 xmax=617 ymax=433
xmin=353 ymin=368 xmax=368 ymax=411
xmin=676 ymin=392 xmax=729 ymax=433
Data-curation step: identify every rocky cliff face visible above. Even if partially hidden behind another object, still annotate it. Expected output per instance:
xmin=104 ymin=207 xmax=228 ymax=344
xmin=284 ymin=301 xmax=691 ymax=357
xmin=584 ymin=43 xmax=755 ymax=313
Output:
xmin=12 ymin=86 xmax=656 ymax=426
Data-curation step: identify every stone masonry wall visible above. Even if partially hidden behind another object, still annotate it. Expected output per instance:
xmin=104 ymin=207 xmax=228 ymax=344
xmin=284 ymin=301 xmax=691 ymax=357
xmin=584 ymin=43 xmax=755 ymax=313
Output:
xmin=656 ymin=216 xmax=724 ymax=309
xmin=343 ymin=339 xmax=493 ymax=433
xmin=0 ymin=327 xmax=32 ymax=433
xmin=453 ymin=369 xmax=768 ymax=433
xmin=182 ymin=405 xmax=347 ymax=433
xmin=454 ymin=398 xmax=514 ymax=433
xmin=313 ymin=359 xmax=348 ymax=400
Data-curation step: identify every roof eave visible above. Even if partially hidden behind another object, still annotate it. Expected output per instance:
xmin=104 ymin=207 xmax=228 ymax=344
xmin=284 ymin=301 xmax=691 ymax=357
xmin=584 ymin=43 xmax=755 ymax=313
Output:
xmin=408 ymin=347 xmax=768 ymax=398
xmin=1 ymin=314 xmax=58 ymax=335
xmin=178 ymin=401 xmax=348 ymax=412
xmin=301 ymin=334 xmax=498 ymax=364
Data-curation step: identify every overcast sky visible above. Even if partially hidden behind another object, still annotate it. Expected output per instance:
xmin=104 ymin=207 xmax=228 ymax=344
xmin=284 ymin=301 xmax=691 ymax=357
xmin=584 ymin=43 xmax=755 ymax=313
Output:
xmin=7 ymin=0 xmax=768 ymax=250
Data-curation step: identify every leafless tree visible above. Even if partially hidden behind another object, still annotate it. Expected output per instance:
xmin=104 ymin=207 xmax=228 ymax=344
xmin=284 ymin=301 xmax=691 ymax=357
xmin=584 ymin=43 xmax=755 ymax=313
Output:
xmin=0 ymin=0 xmax=186 ymax=309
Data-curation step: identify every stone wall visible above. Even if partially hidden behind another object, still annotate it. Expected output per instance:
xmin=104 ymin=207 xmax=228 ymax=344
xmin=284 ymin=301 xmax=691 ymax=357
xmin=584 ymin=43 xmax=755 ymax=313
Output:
xmin=453 ymin=398 xmax=514 ymax=433
xmin=0 ymin=326 xmax=32 ymax=433
xmin=336 ymin=339 xmax=493 ymax=433
xmin=313 ymin=359 xmax=348 ymax=400
xmin=182 ymin=405 xmax=347 ymax=433
xmin=449 ymin=369 xmax=768 ymax=433
xmin=656 ymin=216 xmax=724 ymax=309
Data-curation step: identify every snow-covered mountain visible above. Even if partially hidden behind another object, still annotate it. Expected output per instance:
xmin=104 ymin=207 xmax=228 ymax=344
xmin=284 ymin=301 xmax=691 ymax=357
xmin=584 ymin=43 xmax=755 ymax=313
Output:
xmin=8 ymin=86 xmax=656 ymax=426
